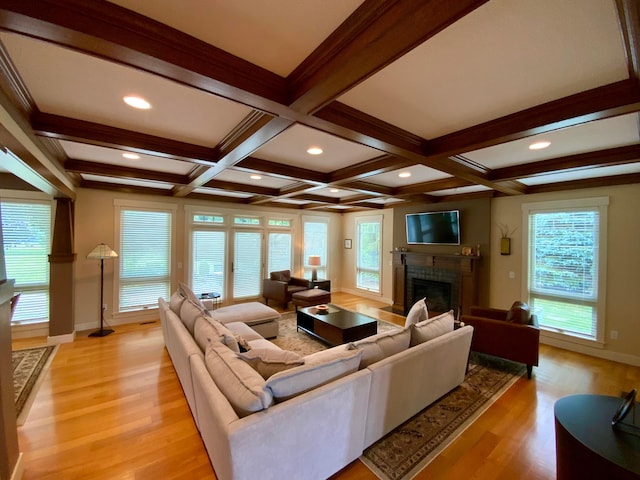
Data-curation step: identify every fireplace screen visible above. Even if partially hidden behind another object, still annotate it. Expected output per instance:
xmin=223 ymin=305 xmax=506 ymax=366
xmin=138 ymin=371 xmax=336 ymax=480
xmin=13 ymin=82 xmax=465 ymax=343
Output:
xmin=412 ymin=279 xmax=452 ymax=313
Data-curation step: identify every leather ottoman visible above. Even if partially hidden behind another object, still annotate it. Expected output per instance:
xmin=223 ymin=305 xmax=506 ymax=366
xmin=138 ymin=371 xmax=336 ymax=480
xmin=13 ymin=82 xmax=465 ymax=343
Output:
xmin=292 ymin=288 xmax=331 ymax=310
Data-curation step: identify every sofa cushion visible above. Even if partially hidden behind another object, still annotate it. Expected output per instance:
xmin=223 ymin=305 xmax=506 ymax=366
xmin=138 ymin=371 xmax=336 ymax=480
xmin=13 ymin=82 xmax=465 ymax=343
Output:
xmin=211 ymin=302 xmax=280 ymax=326
xmin=404 ymin=298 xmax=428 ymax=327
xmin=204 ymin=341 xmax=273 ymax=417
xmin=506 ymin=301 xmax=531 ymax=324
xmin=194 ymin=316 xmax=240 ymax=353
xmin=238 ymin=348 xmax=304 ymax=379
xmin=179 ymin=299 xmax=209 ymax=335
xmin=270 ymin=269 xmax=291 ymax=282
xmin=169 ymin=290 xmax=186 ymax=315
xmin=225 ymin=321 xmax=264 ymax=342
xmin=410 ymin=309 xmax=455 ymax=346
xmin=348 ymin=327 xmax=410 ymax=368
xmin=265 ymin=347 xmax=361 ymax=402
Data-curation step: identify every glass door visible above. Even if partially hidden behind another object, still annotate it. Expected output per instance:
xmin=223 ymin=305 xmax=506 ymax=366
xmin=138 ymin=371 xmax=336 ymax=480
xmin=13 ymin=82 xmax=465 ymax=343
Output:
xmin=232 ymin=230 xmax=262 ymax=300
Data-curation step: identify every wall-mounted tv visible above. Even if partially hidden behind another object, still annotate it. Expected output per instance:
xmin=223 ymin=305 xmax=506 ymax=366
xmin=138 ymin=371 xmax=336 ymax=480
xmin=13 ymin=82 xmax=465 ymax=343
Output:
xmin=406 ymin=210 xmax=460 ymax=245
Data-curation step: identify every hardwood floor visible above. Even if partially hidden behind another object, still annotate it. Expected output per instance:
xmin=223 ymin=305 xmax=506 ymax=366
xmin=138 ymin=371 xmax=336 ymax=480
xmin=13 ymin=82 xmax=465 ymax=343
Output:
xmin=12 ymin=292 xmax=640 ymax=480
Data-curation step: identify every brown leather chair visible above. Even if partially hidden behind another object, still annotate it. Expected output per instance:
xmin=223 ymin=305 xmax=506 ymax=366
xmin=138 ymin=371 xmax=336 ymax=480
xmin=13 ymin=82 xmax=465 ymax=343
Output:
xmin=460 ymin=303 xmax=540 ymax=379
xmin=262 ymin=270 xmax=310 ymax=309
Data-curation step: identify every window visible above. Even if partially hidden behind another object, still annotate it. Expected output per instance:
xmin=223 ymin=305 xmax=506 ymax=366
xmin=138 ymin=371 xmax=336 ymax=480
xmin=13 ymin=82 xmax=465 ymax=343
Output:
xmin=233 ymin=230 xmax=262 ymax=298
xmin=356 ymin=216 xmax=381 ymax=293
xmin=192 ymin=230 xmax=225 ymax=298
xmin=523 ymin=197 xmax=608 ymax=343
xmin=1 ymin=199 xmax=51 ymax=324
xmin=118 ymin=206 xmax=173 ymax=312
xmin=267 ymin=231 xmax=292 ymax=273
xmin=303 ymin=217 xmax=328 ymax=279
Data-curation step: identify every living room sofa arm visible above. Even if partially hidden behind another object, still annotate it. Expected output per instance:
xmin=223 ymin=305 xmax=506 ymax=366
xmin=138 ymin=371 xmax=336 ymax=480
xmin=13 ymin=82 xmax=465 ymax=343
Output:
xmin=469 ymin=306 xmax=510 ymax=321
xmin=262 ymin=278 xmax=287 ymax=298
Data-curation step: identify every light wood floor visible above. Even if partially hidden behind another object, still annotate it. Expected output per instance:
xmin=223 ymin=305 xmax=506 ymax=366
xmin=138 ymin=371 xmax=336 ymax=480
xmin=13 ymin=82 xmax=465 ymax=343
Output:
xmin=12 ymin=292 xmax=640 ymax=480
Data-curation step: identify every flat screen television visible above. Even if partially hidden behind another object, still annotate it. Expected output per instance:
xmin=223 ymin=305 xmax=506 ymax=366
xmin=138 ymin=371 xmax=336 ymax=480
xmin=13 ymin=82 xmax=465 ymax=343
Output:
xmin=406 ymin=210 xmax=460 ymax=245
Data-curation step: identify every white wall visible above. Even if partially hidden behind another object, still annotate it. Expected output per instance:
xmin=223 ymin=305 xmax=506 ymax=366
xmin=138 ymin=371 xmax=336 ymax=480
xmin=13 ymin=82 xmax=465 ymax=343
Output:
xmin=490 ymin=183 xmax=640 ymax=365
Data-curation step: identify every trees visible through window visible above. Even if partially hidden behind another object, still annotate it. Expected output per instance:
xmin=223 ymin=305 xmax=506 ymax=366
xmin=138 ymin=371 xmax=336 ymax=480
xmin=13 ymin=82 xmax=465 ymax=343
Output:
xmin=1 ymin=200 xmax=51 ymax=324
xmin=524 ymin=198 xmax=607 ymax=342
xmin=356 ymin=216 xmax=381 ymax=293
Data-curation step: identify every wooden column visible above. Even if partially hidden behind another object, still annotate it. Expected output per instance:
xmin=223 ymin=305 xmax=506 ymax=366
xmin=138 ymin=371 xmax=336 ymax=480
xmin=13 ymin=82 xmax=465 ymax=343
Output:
xmin=48 ymin=198 xmax=76 ymax=339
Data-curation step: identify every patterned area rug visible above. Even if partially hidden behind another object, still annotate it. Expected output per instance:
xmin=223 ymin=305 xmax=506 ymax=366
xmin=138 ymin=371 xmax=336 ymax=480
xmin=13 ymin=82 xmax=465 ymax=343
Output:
xmin=361 ymin=352 xmax=525 ymax=480
xmin=12 ymin=345 xmax=57 ymax=425
xmin=270 ymin=310 xmax=399 ymax=356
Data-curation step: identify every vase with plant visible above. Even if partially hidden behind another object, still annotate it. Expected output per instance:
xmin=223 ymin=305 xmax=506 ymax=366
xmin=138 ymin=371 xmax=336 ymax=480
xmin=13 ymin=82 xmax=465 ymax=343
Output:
xmin=497 ymin=223 xmax=516 ymax=255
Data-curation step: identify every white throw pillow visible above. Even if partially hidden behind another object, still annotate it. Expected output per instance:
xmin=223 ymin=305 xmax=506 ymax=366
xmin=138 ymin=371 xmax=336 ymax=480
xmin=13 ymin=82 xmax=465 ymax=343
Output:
xmin=169 ymin=290 xmax=186 ymax=315
xmin=204 ymin=341 xmax=273 ymax=417
xmin=265 ymin=347 xmax=361 ymax=402
xmin=404 ymin=298 xmax=428 ymax=327
xmin=179 ymin=299 xmax=207 ymax=335
xmin=348 ymin=327 xmax=410 ymax=368
xmin=410 ymin=309 xmax=455 ymax=346
xmin=238 ymin=348 xmax=304 ymax=379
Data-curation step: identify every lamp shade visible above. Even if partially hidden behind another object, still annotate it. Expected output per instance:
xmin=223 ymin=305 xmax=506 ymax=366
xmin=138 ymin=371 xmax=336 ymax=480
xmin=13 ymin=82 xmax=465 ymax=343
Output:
xmin=87 ymin=243 xmax=119 ymax=260
xmin=308 ymin=255 xmax=321 ymax=266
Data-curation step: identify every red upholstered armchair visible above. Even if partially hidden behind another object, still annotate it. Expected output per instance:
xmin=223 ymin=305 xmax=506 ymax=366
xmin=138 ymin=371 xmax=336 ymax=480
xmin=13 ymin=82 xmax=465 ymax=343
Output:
xmin=262 ymin=270 xmax=310 ymax=309
xmin=460 ymin=303 xmax=540 ymax=379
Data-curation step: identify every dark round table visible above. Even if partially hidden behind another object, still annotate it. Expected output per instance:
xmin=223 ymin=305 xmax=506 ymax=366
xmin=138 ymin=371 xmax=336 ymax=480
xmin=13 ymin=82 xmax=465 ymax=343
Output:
xmin=554 ymin=394 xmax=640 ymax=479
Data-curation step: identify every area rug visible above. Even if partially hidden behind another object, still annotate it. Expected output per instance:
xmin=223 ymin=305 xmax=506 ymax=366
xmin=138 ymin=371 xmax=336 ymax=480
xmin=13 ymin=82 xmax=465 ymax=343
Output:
xmin=12 ymin=345 xmax=58 ymax=425
xmin=271 ymin=310 xmax=399 ymax=356
xmin=361 ymin=353 xmax=526 ymax=480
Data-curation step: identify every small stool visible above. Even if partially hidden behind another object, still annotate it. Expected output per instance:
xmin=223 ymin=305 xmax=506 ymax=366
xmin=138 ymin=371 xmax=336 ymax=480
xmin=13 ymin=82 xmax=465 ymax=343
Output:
xmin=292 ymin=289 xmax=331 ymax=310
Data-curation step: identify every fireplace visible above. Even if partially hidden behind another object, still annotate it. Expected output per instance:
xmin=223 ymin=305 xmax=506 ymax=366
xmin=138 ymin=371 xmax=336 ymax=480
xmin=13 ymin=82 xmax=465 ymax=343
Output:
xmin=412 ymin=279 xmax=452 ymax=314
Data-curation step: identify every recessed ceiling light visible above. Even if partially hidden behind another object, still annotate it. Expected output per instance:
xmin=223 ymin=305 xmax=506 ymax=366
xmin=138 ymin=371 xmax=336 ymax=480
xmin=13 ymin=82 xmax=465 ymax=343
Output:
xmin=122 ymin=153 xmax=140 ymax=160
xmin=307 ymin=146 xmax=323 ymax=155
xmin=123 ymin=95 xmax=151 ymax=110
xmin=330 ymin=188 xmax=339 ymax=193
xmin=398 ymin=171 xmax=411 ymax=178
xmin=250 ymin=174 xmax=262 ymax=180
xmin=529 ymin=141 xmax=551 ymax=150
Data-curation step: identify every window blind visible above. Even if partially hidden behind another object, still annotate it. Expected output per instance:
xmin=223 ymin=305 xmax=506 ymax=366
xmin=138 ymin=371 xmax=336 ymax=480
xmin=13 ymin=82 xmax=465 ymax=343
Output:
xmin=119 ymin=209 xmax=172 ymax=311
xmin=303 ymin=220 xmax=327 ymax=279
xmin=233 ymin=231 xmax=261 ymax=298
xmin=192 ymin=230 xmax=226 ymax=298
xmin=1 ymin=200 xmax=51 ymax=324
xmin=267 ymin=232 xmax=292 ymax=273
xmin=356 ymin=218 xmax=381 ymax=292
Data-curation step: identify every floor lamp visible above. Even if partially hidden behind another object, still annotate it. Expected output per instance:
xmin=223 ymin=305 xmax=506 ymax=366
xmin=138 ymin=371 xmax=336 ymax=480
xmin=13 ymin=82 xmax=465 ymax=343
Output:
xmin=87 ymin=243 xmax=118 ymax=337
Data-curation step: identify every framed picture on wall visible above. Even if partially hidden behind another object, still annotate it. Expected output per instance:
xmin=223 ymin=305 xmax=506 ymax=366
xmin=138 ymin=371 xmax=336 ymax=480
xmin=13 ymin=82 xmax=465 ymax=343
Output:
xmin=344 ymin=239 xmax=352 ymax=249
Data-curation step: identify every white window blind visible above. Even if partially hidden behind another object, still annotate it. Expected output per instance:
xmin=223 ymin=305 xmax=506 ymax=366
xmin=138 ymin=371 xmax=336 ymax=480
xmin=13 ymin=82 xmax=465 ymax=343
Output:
xmin=525 ymin=199 xmax=607 ymax=342
xmin=1 ymin=200 xmax=51 ymax=324
xmin=192 ymin=230 xmax=226 ymax=299
xmin=303 ymin=219 xmax=328 ymax=279
xmin=267 ymin=231 xmax=292 ymax=273
xmin=233 ymin=231 xmax=261 ymax=299
xmin=119 ymin=209 xmax=172 ymax=311
xmin=356 ymin=217 xmax=381 ymax=293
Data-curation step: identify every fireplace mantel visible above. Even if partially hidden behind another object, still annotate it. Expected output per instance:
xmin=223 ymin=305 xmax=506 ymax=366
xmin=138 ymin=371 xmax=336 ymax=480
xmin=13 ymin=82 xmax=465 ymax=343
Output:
xmin=391 ymin=252 xmax=480 ymax=316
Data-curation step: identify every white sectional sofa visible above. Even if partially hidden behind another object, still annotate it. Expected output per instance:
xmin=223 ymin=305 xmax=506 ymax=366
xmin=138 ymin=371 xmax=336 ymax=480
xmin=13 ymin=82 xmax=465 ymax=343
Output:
xmin=158 ymin=287 xmax=473 ymax=480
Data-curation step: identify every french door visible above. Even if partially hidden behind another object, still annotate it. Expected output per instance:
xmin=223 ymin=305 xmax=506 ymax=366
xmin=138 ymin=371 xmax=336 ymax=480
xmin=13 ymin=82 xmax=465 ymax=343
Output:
xmin=232 ymin=230 xmax=262 ymax=300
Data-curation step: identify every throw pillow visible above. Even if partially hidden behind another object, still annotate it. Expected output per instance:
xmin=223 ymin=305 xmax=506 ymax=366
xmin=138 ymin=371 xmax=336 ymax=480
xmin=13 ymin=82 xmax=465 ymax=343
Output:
xmin=506 ymin=301 xmax=531 ymax=324
xmin=179 ymin=299 xmax=208 ymax=335
xmin=204 ymin=341 xmax=273 ymax=417
xmin=238 ymin=348 xmax=304 ymax=379
xmin=348 ymin=327 xmax=411 ymax=368
xmin=410 ymin=309 xmax=455 ymax=346
xmin=169 ymin=290 xmax=186 ymax=315
xmin=194 ymin=316 xmax=240 ymax=353
xmin=265 ymin=347 xmax=361 ymax=402
xmin=178 ymin=281 xmax=211 ymax=315
xmin=404 ymin=297 xmax=428 ymax=327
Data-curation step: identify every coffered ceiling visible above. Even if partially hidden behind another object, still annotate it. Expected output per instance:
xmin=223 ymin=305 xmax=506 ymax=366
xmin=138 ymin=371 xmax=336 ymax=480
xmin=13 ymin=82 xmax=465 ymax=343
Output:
xmin=0 ymin=0 xmax=638 ymax=211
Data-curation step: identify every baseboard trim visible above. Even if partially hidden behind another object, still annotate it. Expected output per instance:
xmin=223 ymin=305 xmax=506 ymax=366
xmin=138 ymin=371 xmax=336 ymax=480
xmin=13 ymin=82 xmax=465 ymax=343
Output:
xmin=541 ymin=336 xmax=640 ymax=367
xmin=11 ymin=452 xmax=24 ymax=480
xmin=47 ymin=331 xmax=75 ymax=345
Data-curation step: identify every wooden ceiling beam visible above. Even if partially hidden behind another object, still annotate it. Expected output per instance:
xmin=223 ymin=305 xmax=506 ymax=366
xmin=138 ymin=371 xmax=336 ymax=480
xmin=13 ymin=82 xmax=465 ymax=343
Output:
xmin=288 ymin=0 xmax=489 ymax=114
xmin=202 ymin=179 xmax=279 ymax=197
xmin=65 ymin=159 xmax=189 ymax=185
xmin=32 ymin=112 xmax=217 ymax=165
xmin=490 ymin=144 xmax=640 ymax=181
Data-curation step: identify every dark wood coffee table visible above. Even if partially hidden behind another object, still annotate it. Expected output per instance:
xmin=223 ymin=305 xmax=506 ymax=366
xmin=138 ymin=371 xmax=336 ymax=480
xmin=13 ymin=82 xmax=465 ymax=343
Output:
xmin=296 ymin=304 xmax=377 ymax=346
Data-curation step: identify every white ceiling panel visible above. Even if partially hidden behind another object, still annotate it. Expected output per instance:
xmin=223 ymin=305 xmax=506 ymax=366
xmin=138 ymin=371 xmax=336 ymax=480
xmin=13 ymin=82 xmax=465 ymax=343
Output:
xmin=1 ymin=33 xmax=252 ymax=148
xmin=254 ymin=124 xmax=382 ymax=172
xmin=81 ymin=174 xmax=173 ymax=189
xmin=366 ymin=165 xmax=451 ymax=188
xmin=339 ymin=0 xmax=628 ymax=139
xmin=520 ymin=163 xmax=640 ymax=186
xmin=429 ymin=185 xmax=492 ymax=197
xmin=464 ymin=114 xmax=640 ymax=169
xmin=193 ymin=188 xmax=252 ymax=198
xmin=216 ymin=169 xmax=293 ymax=188
xmin=107 ymin=0 xmax=364 ymax=76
